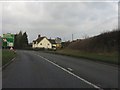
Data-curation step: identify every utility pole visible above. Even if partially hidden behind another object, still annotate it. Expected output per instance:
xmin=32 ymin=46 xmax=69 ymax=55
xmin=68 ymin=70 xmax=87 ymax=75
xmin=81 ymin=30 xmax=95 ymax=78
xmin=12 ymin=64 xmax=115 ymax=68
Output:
xmin=72 ymin=34 xmax=73 ymax=41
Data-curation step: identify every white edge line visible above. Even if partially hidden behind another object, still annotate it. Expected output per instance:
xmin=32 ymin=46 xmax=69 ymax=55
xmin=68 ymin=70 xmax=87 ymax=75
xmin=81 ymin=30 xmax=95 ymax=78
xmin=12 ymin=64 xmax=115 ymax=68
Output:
xmin=0 ymin=1 xmax=119 ymax=2
xmin=2 ymin=57 xmax=16 ymax=69
xmin=34 ymin=53 xmax=101 ymax=89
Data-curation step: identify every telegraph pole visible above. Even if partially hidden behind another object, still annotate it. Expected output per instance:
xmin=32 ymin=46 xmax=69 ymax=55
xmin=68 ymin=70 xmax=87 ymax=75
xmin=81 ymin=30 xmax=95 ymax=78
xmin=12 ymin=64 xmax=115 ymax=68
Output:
xmin=72 ymin=34 xmax=73 ymax=41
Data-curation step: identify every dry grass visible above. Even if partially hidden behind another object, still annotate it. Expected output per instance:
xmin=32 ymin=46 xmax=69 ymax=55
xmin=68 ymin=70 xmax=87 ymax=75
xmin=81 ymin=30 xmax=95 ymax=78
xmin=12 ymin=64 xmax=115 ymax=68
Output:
xmin=55 ymin=49 xmax=118 ymax=64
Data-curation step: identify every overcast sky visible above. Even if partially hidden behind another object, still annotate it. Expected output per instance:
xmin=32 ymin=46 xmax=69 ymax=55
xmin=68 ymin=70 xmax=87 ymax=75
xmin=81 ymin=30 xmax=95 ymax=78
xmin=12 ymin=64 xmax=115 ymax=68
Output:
xmin=1 ymin=1 xmax=118 ymax=42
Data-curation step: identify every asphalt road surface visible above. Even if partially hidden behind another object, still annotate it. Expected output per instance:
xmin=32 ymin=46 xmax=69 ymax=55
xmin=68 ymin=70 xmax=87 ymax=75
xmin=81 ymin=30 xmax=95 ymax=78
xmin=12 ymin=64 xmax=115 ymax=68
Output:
xmin=2 ymin=50 xmax=118 ymax=88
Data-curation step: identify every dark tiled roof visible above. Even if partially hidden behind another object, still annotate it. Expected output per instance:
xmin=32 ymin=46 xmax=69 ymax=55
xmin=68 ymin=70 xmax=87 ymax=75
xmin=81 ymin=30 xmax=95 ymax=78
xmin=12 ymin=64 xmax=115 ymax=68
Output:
xmin=33 ymin=40 xmax=36 ymax=43
xmin=33 ymin=37 xmax=46 ymax=43
xmin=48 ymin=39 xmax=56 ymax=44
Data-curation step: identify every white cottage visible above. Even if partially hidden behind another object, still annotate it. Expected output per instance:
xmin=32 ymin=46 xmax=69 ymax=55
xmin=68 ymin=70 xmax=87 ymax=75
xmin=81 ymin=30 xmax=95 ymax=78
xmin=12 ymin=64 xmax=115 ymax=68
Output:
xmin=32 ymin=35 xmax=52 ymax=49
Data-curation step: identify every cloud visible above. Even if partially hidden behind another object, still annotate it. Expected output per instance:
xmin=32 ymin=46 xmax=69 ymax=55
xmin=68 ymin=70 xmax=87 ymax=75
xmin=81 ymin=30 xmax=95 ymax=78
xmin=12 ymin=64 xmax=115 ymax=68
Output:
xmin=2 ymin=2 xmax=118 ymax=42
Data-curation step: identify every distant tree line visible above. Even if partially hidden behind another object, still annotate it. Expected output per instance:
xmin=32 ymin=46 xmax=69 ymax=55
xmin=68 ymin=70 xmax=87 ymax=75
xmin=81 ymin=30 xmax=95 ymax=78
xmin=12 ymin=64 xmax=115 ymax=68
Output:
xmin=14 ymin=31 xmax=28 ymax=49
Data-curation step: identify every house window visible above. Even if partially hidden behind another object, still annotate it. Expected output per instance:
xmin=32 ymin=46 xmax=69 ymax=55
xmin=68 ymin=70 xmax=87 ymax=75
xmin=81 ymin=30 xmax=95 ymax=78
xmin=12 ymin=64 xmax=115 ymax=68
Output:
xmin=40 ymin=43 xmax=42 ymax=45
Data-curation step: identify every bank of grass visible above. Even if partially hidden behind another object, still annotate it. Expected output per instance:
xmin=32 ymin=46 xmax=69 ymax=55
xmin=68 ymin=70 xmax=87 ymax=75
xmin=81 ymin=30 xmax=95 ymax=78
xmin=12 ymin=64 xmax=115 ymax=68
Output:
xmin=2 ymin=49 xmax=17 ymax=66
xmin=49 ymin=49 xmax=118 ymax=65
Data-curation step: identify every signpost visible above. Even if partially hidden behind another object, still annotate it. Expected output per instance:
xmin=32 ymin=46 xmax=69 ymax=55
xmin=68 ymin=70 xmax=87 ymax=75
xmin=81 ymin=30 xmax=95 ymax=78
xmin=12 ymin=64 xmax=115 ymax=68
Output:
xmin=2 ymin=33 xmax=14 ymax=48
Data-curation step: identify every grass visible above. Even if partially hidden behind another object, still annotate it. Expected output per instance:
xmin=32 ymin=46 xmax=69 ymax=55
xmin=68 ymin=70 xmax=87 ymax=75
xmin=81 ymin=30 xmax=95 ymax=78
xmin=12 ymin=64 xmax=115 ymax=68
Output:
xmin=2 ymin=49 xmax=17 ymax=66
xmin=47 ymin=49 xmax=118 ymax=65
xmin=0 ymin=49 xmax=2 ymax=67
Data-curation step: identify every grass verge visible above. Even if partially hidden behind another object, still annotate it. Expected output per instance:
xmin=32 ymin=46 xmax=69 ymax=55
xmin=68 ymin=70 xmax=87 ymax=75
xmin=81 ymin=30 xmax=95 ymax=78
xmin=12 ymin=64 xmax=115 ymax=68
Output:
xmin=2 ymin=49 xmax=17 ymax=66
xmin=46 ymin=49 xmax=118 ymax=65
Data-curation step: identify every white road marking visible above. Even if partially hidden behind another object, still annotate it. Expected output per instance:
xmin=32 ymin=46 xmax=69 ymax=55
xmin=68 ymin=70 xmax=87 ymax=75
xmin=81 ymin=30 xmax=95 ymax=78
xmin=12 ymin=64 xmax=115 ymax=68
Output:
xmin=67 ymin=68 xmax=73 ymax=71
xmin=2 ymin=57 xmax=16 ymax=69
xmin=33 ymin=53 xmax=101 ymax=89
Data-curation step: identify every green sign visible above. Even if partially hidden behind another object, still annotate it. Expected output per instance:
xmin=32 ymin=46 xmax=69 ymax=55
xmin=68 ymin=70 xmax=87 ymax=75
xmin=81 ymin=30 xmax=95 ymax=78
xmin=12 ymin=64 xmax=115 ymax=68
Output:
xmin=2 ymin=33 xmax=14 ymax=47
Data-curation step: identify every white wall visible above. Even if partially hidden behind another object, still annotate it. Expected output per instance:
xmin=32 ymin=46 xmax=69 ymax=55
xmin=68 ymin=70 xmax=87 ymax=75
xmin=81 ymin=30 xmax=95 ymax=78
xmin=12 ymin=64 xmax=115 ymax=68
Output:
xmin=32 ymin=42 xmax=38 ymax=48
xmin=32 ymin=38 xmax=52 ymax=49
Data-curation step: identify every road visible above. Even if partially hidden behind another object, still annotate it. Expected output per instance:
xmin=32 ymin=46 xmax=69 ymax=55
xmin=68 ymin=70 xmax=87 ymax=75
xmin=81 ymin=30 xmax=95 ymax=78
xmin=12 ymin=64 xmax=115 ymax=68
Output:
xmin=2 ymin=50 xmax=118 ymax=88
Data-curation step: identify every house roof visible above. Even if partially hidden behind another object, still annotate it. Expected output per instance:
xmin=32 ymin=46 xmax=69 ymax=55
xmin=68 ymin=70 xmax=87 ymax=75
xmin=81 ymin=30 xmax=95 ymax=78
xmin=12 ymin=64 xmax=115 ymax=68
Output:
xmin=33 ymin=36 xmax=57 ymax=44
xmin=48 ymin=39 xmax=56 ymax=44
xmin=33 ymin=37 xmax=46 ymax=43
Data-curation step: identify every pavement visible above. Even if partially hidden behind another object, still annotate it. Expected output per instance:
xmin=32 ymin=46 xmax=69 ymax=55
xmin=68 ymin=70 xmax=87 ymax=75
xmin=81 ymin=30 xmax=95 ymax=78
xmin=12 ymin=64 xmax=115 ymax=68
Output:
xmin=2 ymin=50 xmax=118 ymax=88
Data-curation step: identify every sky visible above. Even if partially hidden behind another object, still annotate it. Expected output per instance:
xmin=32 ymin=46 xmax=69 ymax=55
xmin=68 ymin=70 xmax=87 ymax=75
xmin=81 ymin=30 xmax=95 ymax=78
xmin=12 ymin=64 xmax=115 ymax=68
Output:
xmin=0 ymin=0 xmax=118 ymax=43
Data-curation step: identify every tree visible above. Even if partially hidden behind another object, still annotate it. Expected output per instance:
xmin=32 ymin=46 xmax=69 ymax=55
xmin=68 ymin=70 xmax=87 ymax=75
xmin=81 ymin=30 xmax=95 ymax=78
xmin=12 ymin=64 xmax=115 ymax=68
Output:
xmin=82 ymin=33 xmax=89 ymax=39
xmin=22 ymin=32 xmax=28 ymax=47
xmin=14 ymin=31 xmax=29 ymax=49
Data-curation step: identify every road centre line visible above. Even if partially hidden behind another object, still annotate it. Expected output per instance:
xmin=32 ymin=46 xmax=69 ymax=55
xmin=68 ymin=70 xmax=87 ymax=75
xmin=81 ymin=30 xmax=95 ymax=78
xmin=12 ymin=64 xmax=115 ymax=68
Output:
xmin=33 ymin=53 xmax=102 ymax=89
xmin=67 ymin=68 xmax=73 ymax=71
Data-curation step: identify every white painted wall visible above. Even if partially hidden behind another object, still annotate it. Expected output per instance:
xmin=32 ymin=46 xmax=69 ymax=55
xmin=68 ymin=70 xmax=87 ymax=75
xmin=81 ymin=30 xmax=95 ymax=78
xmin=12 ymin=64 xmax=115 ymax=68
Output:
xmin=32 ymin=38 xmax=52 ymax=49
xmin=32 ymin=42 xmax=37 ymax=48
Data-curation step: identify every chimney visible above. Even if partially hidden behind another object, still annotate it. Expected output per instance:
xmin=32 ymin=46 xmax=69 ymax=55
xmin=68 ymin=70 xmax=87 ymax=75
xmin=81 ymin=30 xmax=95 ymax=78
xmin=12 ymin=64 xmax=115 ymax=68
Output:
xmin=38 ymin=34 xmax=41 ymax=38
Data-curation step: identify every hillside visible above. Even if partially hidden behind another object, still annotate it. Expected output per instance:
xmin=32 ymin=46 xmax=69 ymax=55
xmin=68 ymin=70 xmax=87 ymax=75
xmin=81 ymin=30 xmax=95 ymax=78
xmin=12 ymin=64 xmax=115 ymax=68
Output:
xmin=67 ymin=30 xmax=119 ymax=53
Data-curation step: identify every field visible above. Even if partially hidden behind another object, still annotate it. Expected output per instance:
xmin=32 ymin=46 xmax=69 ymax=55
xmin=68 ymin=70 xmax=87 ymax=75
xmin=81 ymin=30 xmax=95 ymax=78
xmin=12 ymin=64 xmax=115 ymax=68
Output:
xmin=2 ymin=49 xmax=17 ymax=66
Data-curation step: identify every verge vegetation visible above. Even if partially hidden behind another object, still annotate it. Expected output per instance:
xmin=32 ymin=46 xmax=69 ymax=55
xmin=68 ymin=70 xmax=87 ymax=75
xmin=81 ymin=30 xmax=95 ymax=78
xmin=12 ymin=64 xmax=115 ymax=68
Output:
xmin=47 ymin=30 xmax=119 ymax=65
xmin=55 ymin=49 xmax=118 ymax=64
xmin=2 ymin=49 xmax=17 ymax=66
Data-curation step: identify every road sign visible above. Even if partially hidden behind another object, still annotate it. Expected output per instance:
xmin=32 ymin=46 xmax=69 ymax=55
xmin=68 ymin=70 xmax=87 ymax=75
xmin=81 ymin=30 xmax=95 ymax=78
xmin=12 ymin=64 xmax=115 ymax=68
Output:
xmin=2 ymin=33 xmax=14 ymax=47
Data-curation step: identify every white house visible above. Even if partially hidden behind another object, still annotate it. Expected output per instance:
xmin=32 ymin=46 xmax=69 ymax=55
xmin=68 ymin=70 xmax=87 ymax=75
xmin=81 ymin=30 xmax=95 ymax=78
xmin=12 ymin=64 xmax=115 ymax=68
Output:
xmin=48 ymin=39 xmax=57 ymax=49
xmin=32 ymin=35 xmax=52 ymax=49
xmin=32 ymin=35 xmax=62 ymax=50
